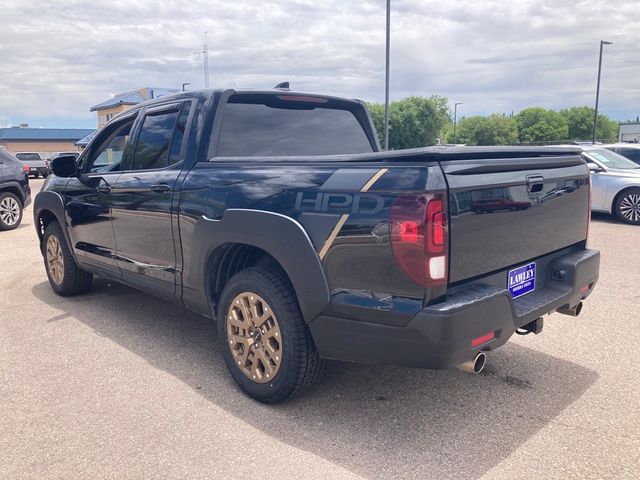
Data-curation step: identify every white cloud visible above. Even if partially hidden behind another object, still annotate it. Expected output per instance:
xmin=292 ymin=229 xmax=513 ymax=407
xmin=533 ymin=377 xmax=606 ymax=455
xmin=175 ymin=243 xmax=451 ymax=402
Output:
xmin=0 ymin=0 xmax=637 ymax=127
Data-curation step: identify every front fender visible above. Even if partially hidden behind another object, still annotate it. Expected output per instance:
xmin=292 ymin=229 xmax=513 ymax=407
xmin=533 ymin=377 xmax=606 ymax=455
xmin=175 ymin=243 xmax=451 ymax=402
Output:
xmin=190 ymin=209 xmax=330 ymax=324
xmin=33 ymin=190 xmax=72 ymax=255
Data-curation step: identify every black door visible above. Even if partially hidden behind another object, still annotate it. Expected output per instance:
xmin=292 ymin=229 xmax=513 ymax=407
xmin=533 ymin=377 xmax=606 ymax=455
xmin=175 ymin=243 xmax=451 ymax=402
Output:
xmin=64 ymin=114 xmax=138 ymax=274
xmin=109 ymin=102 xmax=191 ymax=298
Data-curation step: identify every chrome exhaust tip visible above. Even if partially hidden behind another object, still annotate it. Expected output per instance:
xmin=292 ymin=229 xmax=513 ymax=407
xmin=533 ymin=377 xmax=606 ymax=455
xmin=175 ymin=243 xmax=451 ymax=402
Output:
xmin=458 ymin=352 xmax=486 ymax=374
xmin=557 ymin=301 xmax=583 ymax=317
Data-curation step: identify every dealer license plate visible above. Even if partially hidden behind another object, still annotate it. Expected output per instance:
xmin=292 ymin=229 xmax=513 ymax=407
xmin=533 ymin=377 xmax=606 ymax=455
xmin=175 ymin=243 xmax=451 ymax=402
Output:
xmin=508 ymin=262 xmax=536 ymax=299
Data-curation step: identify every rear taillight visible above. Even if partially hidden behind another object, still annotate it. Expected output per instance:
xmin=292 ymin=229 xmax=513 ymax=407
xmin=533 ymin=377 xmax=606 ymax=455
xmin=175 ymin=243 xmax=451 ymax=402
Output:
xmin=389 ymin=193 xmax=449 ymax=287
xmin=22 ymin=165 xmax=29 ymax=172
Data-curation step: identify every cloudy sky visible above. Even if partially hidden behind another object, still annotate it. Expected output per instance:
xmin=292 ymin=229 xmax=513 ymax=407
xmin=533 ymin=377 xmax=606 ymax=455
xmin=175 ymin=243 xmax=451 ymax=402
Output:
xmin=0 ymin=0 xmax=638 ymax=129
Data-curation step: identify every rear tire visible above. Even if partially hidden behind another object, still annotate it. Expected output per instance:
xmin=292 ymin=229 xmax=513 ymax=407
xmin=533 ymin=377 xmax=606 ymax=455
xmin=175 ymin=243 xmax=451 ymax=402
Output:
xmin=614 ymin=188 xmax=640 ymax=225
xmin=43 ymin=221 xmax=93 ymax=296
xmin=218 ymin=267 xmax=324 ymax=403
xmin=0 ymin=192 xmax=23 ymax=231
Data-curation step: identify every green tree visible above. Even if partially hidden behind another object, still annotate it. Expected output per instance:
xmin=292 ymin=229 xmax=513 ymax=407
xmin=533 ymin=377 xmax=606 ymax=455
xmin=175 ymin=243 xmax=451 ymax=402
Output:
xmin=516 ymin=107 xmax=568 ymax=143
xmin=560 ymin=106 xmax=618 ymax=142
xmin=448 ymin=114 xmax=518 ymax=145
xmin=367 ymin=96 xmax=450 ymax=149
xmin=595 ymin=116 xmax=618 ymax=142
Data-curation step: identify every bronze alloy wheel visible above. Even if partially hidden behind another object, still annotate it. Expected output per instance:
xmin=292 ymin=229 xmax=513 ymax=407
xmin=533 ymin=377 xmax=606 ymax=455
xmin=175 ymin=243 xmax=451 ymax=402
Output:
xmin=46 ymin=235 xmax=65 ymax=285
xmin=226 ymin=292 xmax=283 ymax=383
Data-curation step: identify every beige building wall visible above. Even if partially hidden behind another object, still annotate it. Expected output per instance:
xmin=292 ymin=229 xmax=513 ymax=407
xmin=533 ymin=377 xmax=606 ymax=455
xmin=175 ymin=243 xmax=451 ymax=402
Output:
xmin=0 ymin=140 xmax=81 ymax=157
xmin=97 ymin=105 xmax=131 ymax=128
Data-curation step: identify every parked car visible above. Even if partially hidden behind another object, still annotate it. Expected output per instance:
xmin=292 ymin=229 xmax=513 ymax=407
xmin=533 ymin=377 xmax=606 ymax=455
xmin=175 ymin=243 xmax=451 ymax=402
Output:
xmin=602 ymin=143 xmax=640 ymax=166
xmin=15 ymin=152 xmax=48 ymax=178
xmin=0 ymin=148 xmax=31 ymax=230
xmin=47 ymin=152 xmax=80 ymax=174
xmin=34 ymin=89 xmax=599 ymax=403
xmin=579 ymin=146 xmax=640 ymax=225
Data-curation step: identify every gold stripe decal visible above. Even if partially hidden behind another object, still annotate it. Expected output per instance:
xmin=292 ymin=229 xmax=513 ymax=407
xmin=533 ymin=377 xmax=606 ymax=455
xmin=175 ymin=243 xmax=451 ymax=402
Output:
xmin=361 ymin=168 xmax=389 ymax=192
xmin=318 ymin=214 xmax=349 ymax=259
xmin=318 ymin=168 xmax=389 ymax=259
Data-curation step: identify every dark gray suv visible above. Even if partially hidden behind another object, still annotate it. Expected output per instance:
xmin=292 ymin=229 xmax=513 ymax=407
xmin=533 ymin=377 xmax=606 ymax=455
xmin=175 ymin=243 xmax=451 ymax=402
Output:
xmin=0 ymin=148 xmax=31 ymax=230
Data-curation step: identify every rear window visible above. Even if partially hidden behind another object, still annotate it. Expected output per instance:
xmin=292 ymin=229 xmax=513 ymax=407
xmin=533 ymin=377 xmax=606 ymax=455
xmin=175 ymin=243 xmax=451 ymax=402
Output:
xmin=16 ymin=153 xmax=41 ymax=161
xmin=215 ymin=97 xmax=374 ymax=157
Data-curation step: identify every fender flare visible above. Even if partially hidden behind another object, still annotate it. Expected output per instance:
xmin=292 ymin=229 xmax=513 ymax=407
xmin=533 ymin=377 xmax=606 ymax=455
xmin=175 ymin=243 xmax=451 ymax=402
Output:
xmin=33 ymin=190 xmax=74 ymax=255
xmin=191 ymin=209 xmax=330 ymax=324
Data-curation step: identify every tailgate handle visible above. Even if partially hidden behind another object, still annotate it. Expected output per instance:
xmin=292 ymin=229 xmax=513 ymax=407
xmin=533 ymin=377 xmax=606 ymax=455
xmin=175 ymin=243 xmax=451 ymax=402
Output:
xmin=527 ymin=175 xmax=544 ymax=193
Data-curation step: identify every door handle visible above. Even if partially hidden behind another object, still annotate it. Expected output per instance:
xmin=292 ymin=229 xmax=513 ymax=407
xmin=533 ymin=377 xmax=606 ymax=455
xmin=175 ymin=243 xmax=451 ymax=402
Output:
xmin=150 ymin=183 xmax=172 ymax=193
xmin=526 ymin=175 xmax=544 ymax=193
xmin=97 ymin=184 xmax=112 ymax=194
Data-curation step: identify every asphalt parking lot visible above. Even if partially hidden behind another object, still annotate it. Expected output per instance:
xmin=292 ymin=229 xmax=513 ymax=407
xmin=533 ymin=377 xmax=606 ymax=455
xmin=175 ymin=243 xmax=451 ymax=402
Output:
xmin=1 ymin=178 xmax=639 ymax=480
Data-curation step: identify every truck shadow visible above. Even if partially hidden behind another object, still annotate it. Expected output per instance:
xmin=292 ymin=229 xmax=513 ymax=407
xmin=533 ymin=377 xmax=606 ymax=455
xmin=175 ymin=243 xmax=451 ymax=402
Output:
xmin=32 ymin=279 xmax=598 ymax=480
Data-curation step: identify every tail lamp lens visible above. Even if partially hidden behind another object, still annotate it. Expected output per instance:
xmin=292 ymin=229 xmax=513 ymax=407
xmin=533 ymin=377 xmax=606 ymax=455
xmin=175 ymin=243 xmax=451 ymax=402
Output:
xmin=389 ymin=193 xmax=448 ymax=287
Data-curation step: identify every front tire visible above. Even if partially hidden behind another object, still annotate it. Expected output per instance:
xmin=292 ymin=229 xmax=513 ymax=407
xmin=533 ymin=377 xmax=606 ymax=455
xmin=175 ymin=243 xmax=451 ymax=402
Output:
xmin=614 ymin=188 xmax=640 ymax=225
xmin=43 ymin=222 xmax=93 ymax=296
xmin=0 ymin=192 xmax=22 ymax=231
xmin=218 ymin=267 xmax=324 ymax=403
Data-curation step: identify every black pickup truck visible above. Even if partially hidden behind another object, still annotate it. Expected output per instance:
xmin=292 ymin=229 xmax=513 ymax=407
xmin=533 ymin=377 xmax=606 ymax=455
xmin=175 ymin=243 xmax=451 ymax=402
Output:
xmin=34 ymin=88 xmax=600 ymax=403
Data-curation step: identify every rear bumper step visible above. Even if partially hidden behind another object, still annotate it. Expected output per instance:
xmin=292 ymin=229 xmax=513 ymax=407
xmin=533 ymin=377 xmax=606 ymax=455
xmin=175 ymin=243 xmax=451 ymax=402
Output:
xmin=310 ymin=248 xmax=600 ymax=369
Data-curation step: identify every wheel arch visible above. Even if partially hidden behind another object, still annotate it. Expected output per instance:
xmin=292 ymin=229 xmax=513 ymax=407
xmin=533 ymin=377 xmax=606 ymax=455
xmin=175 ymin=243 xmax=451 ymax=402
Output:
xmin=196 ymin=209 xmax=330 ymax=324
xmin=0 ymin=182 xmax=26 ymax=204
xmin=611 ymin=185 xmax=640 ymax=220
xmin=33 ymin=191 xmax=72 ymax=254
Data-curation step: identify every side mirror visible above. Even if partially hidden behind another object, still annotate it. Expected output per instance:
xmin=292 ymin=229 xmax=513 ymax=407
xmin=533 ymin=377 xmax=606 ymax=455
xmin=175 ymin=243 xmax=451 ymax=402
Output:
xmin=587 ymin=162 xmax=603 ymax=173
xmin=50 ymin=155 xmax=78 ymax=177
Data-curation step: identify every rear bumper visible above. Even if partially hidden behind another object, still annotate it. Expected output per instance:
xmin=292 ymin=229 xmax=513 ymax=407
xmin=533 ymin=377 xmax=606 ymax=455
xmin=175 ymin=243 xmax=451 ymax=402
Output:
xmin=310 ymin=248 xmax=600 ymax=369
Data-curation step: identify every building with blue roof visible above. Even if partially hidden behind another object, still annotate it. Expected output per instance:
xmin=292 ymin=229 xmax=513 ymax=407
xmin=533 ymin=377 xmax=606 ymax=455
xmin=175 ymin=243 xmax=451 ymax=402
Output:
xmin=90 ymin=87 xmax=178 ymax=127
xmin=0 ymin=126 xmax=95 ymax=157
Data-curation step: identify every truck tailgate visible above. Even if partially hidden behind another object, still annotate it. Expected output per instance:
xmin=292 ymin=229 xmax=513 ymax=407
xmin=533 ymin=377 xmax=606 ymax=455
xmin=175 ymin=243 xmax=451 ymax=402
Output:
xmin=440 ymin=154 xmax=589 ymax=283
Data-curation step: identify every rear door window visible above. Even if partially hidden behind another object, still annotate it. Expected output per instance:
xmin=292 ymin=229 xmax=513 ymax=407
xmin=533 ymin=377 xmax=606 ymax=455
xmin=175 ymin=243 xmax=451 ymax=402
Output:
xmin=128 ymin=104 xmax=185 ymax=170
xmin=215 ymin=96 xmax=374 ymax=157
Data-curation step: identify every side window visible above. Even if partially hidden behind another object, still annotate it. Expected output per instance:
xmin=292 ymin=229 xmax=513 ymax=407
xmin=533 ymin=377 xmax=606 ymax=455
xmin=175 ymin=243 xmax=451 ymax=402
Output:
xmin=620 ymin=148 xmax=640 ymax=163
xmin=87 ymin=117 xmax=136 ymax=173
xmin=129 ymin=104 xmax=184 ymax=171
xmin=169 ymin=104 xmax=190 ymax=163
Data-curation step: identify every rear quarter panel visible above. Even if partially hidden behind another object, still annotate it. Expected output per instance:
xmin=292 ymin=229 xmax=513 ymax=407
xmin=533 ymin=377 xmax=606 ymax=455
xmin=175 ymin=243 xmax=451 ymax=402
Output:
xmin=178 ymin=160 xmax=437 ymax=323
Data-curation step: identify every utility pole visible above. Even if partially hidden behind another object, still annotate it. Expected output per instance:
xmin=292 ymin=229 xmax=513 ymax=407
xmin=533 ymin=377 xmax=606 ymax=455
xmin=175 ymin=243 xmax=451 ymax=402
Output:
xmin=203 ymin=31 xmax=210 ymax=89
xmin=384 ymin=0 xmax=391 ymax=150
xmin=453 ymin=102 xmax=462 ymax=144
xmin=194 ymin=32 xmax=211 ymax=89
xmin=593 ymin=40 xmax=612 ymax=143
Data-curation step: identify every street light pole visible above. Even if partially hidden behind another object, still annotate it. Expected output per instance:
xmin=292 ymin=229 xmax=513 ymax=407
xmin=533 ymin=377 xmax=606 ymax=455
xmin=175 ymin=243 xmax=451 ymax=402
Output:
xmin=384 ymin=0 xmax=391 ymax=150
xmin=453 ymin=102 xmax=462 ymax=144
xmin=593 ymin=40 xmax=612 ymax=144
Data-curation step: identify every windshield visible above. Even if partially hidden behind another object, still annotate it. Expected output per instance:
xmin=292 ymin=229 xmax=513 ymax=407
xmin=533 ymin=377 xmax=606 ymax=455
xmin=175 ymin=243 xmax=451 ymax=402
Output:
xmin=585 ymin=149 xmax=640 ymax=169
